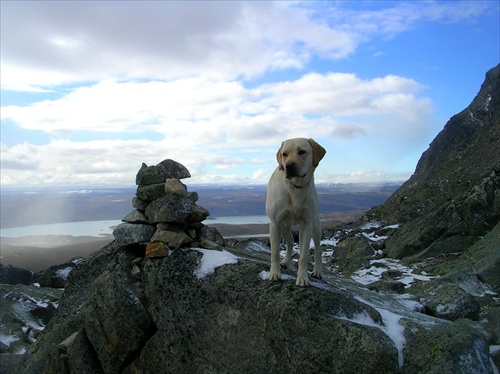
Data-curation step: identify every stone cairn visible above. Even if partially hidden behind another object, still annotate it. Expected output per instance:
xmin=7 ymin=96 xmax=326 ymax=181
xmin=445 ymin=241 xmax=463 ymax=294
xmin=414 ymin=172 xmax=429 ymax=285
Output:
xmin=113 ymin=159 xmax=225 ymax=257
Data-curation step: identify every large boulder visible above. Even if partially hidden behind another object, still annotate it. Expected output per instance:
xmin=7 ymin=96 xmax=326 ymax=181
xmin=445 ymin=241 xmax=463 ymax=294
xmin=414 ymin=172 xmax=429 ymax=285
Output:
xmin=0 ymin=264 xmax=34 ymax=285
xmin=17 ymin=241 xmax=493 ymax=374
xmin=37 ymin=257 xmax=83 ymax=288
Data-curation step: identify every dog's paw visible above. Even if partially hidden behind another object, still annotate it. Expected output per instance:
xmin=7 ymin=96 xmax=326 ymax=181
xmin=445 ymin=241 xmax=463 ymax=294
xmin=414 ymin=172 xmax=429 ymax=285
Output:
xmin=311 ymin=270 xmax=322 ymax=280
xmin=296 ymin=274 xmax=310 ymax=287
xmin=280 ymin=260 xmax=289 ymax=269
xmin=268 ymin=270 xmax=282 ymax=281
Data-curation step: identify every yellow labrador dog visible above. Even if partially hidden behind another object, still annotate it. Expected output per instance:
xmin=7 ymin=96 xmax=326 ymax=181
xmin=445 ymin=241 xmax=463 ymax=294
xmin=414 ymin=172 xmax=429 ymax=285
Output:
xmin=266 ymin=138 xmax=326 ymax=286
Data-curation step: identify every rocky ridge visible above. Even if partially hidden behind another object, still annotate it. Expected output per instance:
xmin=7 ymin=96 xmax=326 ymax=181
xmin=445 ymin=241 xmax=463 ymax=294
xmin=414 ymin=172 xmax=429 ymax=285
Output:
xmin=4 ymin=156 xmax=495 ymax=373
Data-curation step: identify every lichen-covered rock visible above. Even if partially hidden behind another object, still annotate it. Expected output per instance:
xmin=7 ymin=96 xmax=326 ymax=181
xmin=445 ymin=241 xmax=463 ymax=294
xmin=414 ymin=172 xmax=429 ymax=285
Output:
xmin=37 ymin=257 xmax=82 ymax=288
xmin=113 ymin=223 xmax=155 ymax=246
xmin=402 ymin=319 xmax=492 ymax=374
xmin=84 ymin=251 xmax=155 ymax=374
xmin=151 ymin=227 xmax=192 ymax=249
xmin=164 ymin=178 xmax=188 ymax=197
xmin=135 ymin=183 xmax=165 ymax=202
xmin=145 ymin=194 xmax=197 ymax=224
xmin=121 ymin=209 xmax=149 ymax=224
xmin=132 ymin=196 xmax=148 ymax=211
xmin=135 ymin=159 xmax=191 ymax=186
xmin=408 ymin=279 xmax=480 ymax=321
xmin=0 ymin=264 xmax=34 ymax=285
xmin=16 ymin=242 xmax=494 ymax=374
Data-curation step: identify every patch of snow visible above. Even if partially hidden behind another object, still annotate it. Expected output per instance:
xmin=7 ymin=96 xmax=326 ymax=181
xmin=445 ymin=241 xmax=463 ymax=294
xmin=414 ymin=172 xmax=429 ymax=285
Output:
xmin=258 ymin=271 xmax=296 ymax=281
xmin=245 ymin=241 xmax=270 ymax=253
xmin=336 ymin=311 xmax=380 ymax=329
xmin=361 ymin=231 xmax=388 ymax=242
xmin=354 ymin=295 xmax=406 ymax=368
xmin=352 ymin=258 xmax=437 ymax=288
xmin=384 ymin=224 xmax=400 ymax=229
xmin=459 ymin=339 xmax=492 ymax=373
xmin=0 ymin=334 xmax=20 ymax=347
xmin=321 ymin=238 xmax=339 ymax=246
xmin=14 ymin=347 xmax=27 ymax=355
xmin=394 ymin=294 xmax=425 ymax=313
xmin=455 ymin=276 xmax=497 ymax=297
xmin=360 ymin=222 xmax=382 ymax=230
xmin=193 ymin=249 xmax=238 ymax=279
xmin=55 ymin=267 xmax=73 ymax=279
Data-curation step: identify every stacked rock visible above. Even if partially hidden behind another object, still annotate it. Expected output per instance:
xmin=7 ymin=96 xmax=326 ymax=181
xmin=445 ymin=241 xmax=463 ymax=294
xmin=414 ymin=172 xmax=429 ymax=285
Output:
xmin=113 ymin=159 xmax=224 ymax=257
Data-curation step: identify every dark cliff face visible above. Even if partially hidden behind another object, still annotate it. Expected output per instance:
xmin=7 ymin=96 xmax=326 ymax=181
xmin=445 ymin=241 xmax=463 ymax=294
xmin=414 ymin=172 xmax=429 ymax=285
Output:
xmin=369 ymin=64 xmax=500 ymax=259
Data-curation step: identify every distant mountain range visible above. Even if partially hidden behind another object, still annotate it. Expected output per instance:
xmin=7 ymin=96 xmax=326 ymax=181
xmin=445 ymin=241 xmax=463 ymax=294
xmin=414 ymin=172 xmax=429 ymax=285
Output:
xmin=0 ymin=182 xmax=401 ymax=229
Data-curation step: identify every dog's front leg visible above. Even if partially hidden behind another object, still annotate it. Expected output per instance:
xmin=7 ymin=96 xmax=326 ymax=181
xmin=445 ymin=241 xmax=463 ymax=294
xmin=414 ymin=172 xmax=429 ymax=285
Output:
xmin=296 ymin=222 xmax=312 ymax=286
xmin=268 ymin=221 xmax=282 ymax=281
xmin=280 ymin=228 xmax=294 ymax=269
xmin=311 ymin=218 xmax=323 ymax=279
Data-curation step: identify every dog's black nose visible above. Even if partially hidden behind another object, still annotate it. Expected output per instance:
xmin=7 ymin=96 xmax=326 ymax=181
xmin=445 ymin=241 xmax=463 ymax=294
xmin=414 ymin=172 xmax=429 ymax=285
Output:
xmin=285 ymin=162 xmax=297 ymax=178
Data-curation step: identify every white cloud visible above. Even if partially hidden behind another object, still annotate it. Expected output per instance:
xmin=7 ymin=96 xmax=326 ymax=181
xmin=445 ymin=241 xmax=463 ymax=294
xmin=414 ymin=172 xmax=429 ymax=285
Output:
xmin=1 ymin=1 xmax=492 ymax=187
xmin=2 ymin=1 xmax=490 ymax=91
xmin=0 ymin=1 xmax=356 ymax=91
xmin=0 ymin=71 xmax=434 ymax=187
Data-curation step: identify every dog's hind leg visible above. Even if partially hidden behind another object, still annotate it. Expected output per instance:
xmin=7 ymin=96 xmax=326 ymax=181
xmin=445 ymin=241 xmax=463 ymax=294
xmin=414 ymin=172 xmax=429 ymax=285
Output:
xmin=268 ymin=221 xmax=282 ymax=281
xmin=296 ymin=222 xmax=312 ymax=286
xmin=280 ymin=226 xmax=294 ymax=269
xmin=311 ymin=217 xmax=323 ymax=279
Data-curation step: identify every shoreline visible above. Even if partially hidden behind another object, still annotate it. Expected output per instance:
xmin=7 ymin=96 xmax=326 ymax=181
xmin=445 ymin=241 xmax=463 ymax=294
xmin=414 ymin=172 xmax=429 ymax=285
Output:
xmin=0 ymin=235 xmax=114 ymax=272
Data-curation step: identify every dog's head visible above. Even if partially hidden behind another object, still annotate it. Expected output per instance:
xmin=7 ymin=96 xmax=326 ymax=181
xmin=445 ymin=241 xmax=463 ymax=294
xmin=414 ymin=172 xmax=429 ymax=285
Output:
xmin=276 ymin=138 xmax=326 ymax=180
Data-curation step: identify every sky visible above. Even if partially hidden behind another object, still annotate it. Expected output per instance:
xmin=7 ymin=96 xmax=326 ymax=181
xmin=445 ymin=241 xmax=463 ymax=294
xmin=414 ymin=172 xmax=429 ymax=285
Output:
xmin=1 ymin=1 xmax=499 ymax=188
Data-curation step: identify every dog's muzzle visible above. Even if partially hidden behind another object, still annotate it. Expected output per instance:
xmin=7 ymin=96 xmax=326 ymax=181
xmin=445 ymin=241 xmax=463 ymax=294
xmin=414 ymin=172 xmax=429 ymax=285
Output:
xmin=285 ymin=162 xmax=299 ymax=179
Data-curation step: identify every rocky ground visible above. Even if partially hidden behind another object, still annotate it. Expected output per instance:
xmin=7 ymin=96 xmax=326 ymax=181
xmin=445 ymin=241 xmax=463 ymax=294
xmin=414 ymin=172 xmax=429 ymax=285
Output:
xmin=1 ymin=218 xmax=498 ymax=373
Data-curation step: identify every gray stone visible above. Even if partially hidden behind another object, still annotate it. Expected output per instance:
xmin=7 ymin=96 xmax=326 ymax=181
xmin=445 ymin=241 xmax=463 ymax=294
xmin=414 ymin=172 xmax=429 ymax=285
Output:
xmin=151 ymin=227 xmax=192 ymax=249
xmin=164 ymin=178 xmax=188 ymax=197
xmin=84 ymin=251 xmax=154 ymax=374
xmin=113 ymin=223 xmax=155 ymax=246
xmin=0 ymin=264 xmax=34 ymax=285
xmin=145 ymin=194 xmax=196 ymax=224
xmin=136 ymin=159 xmax=191 ymax=185
xmin=136 ymin=183 xmax=165 ymax=202
xmin=132 ymin=196 xmax=148 ymax=211
xmin=121 ymin=209 xmax=149 ymax=224
xmin=37 ymin=260 xmax=80 ymax=288
xmin=408 ymin=279 xmax=480 ymax=321
xmin=200 ymin=225 xmax=225 ymax=246
xmin=188 ymin=191 xmax=199 ymax=202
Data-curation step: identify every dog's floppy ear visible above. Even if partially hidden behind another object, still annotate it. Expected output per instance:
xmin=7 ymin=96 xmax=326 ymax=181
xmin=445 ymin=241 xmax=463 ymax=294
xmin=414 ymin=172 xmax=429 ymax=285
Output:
xmin=308 ymin=138 xmax=326 ymax=167
xmin=276 ymin=142 xmax=284 ymax=171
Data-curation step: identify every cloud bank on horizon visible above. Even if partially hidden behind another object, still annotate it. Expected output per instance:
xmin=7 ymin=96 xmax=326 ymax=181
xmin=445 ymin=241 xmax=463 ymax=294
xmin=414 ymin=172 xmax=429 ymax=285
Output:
xmin=1 ymin=1 xmax=499 ymax=187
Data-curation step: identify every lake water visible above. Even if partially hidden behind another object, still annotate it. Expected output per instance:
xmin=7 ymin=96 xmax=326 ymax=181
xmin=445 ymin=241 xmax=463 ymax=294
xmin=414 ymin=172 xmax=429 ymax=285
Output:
xmin=0 ymin=216 xmax=270 ymax=238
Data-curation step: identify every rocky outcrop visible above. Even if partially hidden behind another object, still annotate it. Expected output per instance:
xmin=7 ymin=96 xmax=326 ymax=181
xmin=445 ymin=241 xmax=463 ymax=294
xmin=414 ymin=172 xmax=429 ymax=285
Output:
xmin=368 ymin=64 xmax=499 ymax=261
xmin=36 ymin=257 xmax=83 ymax=288
xmin=0 ymin=264 xmax=35 ymax=285
xmin=17 ymin=240 xmax=493 ymax=374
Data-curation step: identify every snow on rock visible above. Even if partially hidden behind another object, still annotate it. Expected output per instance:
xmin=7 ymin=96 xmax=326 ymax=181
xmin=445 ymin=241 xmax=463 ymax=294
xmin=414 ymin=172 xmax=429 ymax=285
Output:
xmin=193 ymin=249 xmax=238 ymax=279
xmin=352 ymin=258 xmax=437 ymax=287
xmin=55 ymin=267 xmax=73 ymax=280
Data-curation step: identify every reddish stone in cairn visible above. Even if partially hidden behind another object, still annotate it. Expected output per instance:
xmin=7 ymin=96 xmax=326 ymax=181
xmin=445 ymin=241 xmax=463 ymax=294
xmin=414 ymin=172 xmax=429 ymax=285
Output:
xmin=146 ymin=242 xmax=168 ymax=258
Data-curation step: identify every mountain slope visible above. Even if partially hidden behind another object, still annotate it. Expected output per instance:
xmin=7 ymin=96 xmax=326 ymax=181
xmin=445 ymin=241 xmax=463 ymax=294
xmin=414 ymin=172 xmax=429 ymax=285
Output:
xmin=369 ymin=64 xmax=500 ymax=260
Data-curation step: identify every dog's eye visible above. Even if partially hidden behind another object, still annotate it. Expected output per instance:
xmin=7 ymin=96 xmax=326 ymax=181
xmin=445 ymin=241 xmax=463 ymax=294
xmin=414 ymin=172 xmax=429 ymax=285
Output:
xmin=282 ymin=152 xmax=288 ymax=157
xmin=298 ymin=150 xmax=306 ymax=155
